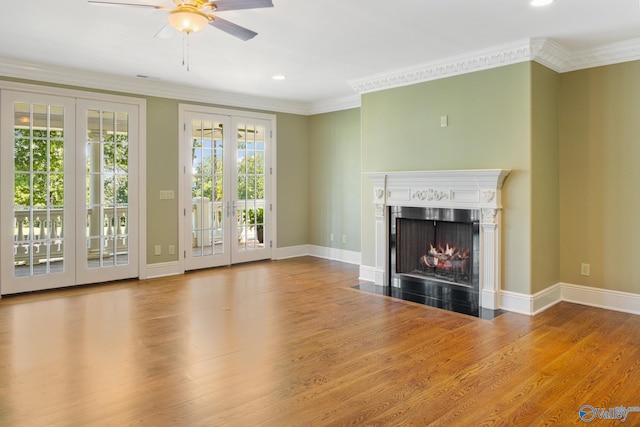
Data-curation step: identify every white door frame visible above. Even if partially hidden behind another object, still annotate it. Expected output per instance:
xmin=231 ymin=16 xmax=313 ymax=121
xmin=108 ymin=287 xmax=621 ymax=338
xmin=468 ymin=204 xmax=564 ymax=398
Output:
xmin=177 ymin=104 xmax=277 ymax=273
xmin=0 ymin=81 xmax=147 ymax=296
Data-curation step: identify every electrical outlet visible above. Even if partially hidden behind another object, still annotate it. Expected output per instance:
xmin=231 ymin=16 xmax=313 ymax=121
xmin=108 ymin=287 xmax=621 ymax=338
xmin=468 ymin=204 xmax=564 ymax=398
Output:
xmin=168 ymin=245 xmax=175 ymax=255
xmin=580 ymin=263 xmax=590 ymax=276
xmin=330 ymin=233 xmax=334 ymax=242
xmin=154 ymin=245 xmax=162 ymax=256
xmin=342 ymin=234 xmax=347 ymax=244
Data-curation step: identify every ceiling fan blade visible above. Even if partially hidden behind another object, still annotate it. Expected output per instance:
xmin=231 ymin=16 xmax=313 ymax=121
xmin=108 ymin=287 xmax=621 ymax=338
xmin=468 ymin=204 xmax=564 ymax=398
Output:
xmin=209 ymin=0 xmax=273 ymax=12
xmin=209 ymin=17 xmax=258 ymax=41
xmin=88 ymin=0 xmax=168 ymax=9
xmin=153 ymin=23 xmax=175 ymax=39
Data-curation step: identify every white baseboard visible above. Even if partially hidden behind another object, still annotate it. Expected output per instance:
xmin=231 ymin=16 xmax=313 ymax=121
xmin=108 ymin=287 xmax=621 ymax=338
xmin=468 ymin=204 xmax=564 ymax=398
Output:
xmin=144 ymin=246 xmax=361 ymax=280
xmin=275 ymin=244 xmax=362 ymax=265
xmin=145 ymin=261 xmax=181 ymax=279
xmin=501 ymin=282 xmax=640 ymax=316
xmin=561 ymin=282 xmax=640 ymax=316
xmin=274 ymin=245 xmax=310 ymax=260
xmin=359 ymin=265 xmax=377 ymax=283
xmin=307 ymin=245 xmax=361 ymax=265
xmin=500 ymin=283 xmax=562 ymax=315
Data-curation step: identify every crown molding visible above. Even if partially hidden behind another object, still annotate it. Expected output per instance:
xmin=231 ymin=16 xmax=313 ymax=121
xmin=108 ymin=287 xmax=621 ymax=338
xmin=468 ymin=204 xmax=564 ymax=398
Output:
xmin=349 ymin=37 xmax=640 ymax=95
xmin=0 ymin=56 xmax=314 ymax=115
xmin=4 ymin=36 xmax=640 ymax=115
xmin=349 ymin=39 xmax=541 ymax=95
xmin=530 ymin=38 xmax=569 ymax=72
xmin=563 ymin=37 xmax=640 ymax=72
xmin=307 ymin=94 xmax=361 ymax=115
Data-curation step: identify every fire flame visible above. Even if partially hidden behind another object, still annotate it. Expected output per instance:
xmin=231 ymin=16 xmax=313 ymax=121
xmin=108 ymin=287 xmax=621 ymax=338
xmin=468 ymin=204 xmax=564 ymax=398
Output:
xmin=429 ymin=243 xmax=456 ymax=257
xmin=421 ymin=243 xmax=470 ymax=270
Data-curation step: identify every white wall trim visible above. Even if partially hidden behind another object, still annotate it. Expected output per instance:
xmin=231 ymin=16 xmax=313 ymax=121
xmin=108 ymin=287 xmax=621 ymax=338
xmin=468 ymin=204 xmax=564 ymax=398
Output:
xmin=499 ymin=283 xmax=640 ymax=316
xmin=349 ymin=37 xmax=640 ymax=96
xmin=350 ymin=39 xmax=543 ymax=95
xmin=0 ymin=56 xmax=317 ymax=115
xmin=500 ymin=284 xmax=562 ymax=315
xmin=274 ymin=245 xmax=311 ymax=260
xmin=308 ymin=245 xmax=361 ymax=265
xmin=145 ymin=261 xmax=181 ymax=279
xmin=4 ymin=36 xmax=640 ymax=115
xmin=358 ymin=265 xmax=377 ymax=283
xmin=307 ymin=95 xmax=361 ymax=115
xmin=275 ymin=245 xmax=362 ymax=266
xmin=561 ymin=282 xmax=640 ymax=316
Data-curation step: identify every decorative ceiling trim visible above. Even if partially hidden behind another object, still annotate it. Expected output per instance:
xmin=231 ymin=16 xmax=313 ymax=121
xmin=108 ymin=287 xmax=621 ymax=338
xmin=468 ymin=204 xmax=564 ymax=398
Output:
xmin=563 ymin=37 xmax=640 ymax=72
xmin=0 ymin=56 xmax=313 ymax=115
xmin=349 ymin=39 xmax=542 ymax=95
xmin=530 ymin=38 xmax=569 ymax=72
xmin=3 ymin=36 xmax=640 ymax=115
xmin=349 ymin=37 xmax=640 ymax=95
xmin=307 ymin=94 xmax=361 ymax=115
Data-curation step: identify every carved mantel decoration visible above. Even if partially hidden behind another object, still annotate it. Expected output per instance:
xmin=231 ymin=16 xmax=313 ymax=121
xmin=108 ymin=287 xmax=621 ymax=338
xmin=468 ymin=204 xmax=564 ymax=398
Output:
xmin=363 ymin=169 xmax=511 ymax=310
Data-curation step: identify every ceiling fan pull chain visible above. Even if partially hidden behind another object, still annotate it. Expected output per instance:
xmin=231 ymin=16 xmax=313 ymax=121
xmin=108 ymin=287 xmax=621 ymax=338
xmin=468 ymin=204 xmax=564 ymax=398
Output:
xmin=181 ymin=32 xmax=191 ymax=72
xmin=182 ymin=32 xmax=186 ymax=68
xmin=187 ymin=32 xmax=191 ymax=72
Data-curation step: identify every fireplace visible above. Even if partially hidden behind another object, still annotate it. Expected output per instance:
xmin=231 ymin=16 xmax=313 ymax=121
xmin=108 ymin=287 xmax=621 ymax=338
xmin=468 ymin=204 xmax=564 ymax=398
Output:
xmin=390 ymin=206 xmax=479 ymax=290
xmin=364 ymin=169 xmax=510 ymax=310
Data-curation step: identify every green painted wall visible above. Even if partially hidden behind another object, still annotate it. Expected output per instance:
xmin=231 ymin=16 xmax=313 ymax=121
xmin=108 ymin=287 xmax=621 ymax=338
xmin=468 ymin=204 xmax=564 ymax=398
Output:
xmin=559 ymin=61 xmax=640 ymax=294
xmin=308 ymin=108 xmax=361 ymax=252
xmin=361 ymin=63 xmax=532 ymax=294
xmin=146 ymin=97 xmax=180 ymax=263
xmin=277 ymin=113 xmax=310 ymax=247
xmin=531 ymin=62 xmax=560 ymax=294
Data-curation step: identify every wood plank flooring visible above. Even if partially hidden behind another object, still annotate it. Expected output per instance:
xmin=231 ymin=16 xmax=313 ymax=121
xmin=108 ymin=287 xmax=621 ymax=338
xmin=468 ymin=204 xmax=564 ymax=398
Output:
xmin=0 ymin=256 xmax=639 ymax=426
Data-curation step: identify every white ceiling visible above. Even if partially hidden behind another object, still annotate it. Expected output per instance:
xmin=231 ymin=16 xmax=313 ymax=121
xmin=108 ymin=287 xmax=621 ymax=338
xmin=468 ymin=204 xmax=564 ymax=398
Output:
xmin=2 ymin=0 xmax=640 ymax=108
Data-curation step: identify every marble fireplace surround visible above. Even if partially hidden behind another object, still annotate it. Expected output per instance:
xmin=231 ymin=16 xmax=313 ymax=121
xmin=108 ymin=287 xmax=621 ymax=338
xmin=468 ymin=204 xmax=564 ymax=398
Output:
xmin=364 ymin=169 xmax=511 ymax=310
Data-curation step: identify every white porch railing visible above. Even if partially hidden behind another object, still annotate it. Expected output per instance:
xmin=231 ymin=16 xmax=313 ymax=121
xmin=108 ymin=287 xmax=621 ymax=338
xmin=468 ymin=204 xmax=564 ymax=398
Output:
xmin=191 ymin=199 xmax=265 ymax=248
xmin=13 ymin=207 xmax=129 ymax=266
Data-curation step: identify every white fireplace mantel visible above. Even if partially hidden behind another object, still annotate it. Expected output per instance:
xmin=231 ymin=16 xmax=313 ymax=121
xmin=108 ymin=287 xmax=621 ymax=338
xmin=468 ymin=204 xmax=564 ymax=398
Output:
xmin=364 ymin=169 xmax=511 ymax=310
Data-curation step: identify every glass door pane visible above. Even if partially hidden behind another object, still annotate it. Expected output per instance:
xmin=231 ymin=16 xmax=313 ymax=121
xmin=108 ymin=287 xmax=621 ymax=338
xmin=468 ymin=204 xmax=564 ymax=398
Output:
xmin=184 ymin=113 xmax=231 ymax=270
xmin=76 ymin=100 xmax=138 ymax=285
xmin=235 ymin=123 xmax=266 ymax=251
xmin=231 ymin=118 xmax=270 ymax=264
xmin=85 ymin=110 xmax=130 ymax=268
xmin=1 ymin=92 xmax=76 ymax=294
xmin=13 ymin=103 xmax=66 ymax=277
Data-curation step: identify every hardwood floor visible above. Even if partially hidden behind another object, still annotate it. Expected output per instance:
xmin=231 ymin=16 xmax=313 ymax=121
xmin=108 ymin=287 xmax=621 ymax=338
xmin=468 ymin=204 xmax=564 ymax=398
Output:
xmin=1 ymin=256 xmax=639 ymax=426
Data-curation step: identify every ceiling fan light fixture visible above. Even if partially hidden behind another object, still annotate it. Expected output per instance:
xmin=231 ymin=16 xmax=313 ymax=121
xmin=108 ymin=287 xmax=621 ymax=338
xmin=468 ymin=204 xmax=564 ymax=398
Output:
xmin=530 ymin=0 xmax=554 ymax=6
xmin=168 ymin=6 xmax=209 ymax=34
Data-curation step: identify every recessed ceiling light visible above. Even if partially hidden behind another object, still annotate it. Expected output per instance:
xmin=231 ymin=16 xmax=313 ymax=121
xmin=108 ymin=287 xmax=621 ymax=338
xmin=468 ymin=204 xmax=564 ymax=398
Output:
xmin=272 ymin=75 xmax=286 ymax=81
xmin=530 ymin=0 xmax=554 ymax=6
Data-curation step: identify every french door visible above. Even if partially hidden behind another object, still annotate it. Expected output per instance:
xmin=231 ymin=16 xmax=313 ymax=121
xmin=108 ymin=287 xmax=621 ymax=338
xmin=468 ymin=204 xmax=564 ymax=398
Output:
xmin=182 ymin=107 xmax=273 ymax=270
xmin=0 ymin=90 xmax=139 ymax=295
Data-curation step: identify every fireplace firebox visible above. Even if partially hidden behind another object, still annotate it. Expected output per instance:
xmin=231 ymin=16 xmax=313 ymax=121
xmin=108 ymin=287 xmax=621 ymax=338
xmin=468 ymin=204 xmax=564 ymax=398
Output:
xmin=389 ymin=206 xmax=480 ymax=309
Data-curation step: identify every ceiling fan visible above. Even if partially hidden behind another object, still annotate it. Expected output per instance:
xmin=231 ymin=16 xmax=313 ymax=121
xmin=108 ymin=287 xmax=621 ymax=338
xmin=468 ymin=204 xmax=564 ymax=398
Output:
xmin=88 ymin=0 xmax=274 ymax=41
